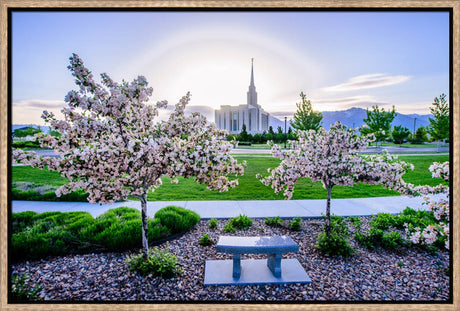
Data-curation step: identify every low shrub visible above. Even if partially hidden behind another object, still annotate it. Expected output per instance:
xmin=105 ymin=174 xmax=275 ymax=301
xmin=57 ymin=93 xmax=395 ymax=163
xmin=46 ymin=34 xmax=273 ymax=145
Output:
xmin=148 ymin=218 xmax=171 ymax=241
xmin=126 ymin=245 xmax=182 ymax=278
xmin=316 ymin=215 xmax=354 ymax=257
xmin=329 ymin=216 xmax=349 ymax=236
xmin=381 ymin=231 xmax=406 ymax=250
xmin=12 ymin=141 xmax=41 ymax=149
xmin=12 ymin=208 xmax=172 ymax=260
xmin=199 ymin=234 xmax=213 ymax=246
xmin=11 ymin=211 xmax=37 ymax=234
xmin=355 ymin=228 xmax=405 ymax=250
xmin=80 ymin=207 xmax=170 ymax=251
xmin=208 ymin=218 xmax=218 ymax=229
xmin=348 ymin=216 xmax=362 ymax=231
xmin=10 ymin=273 xmax=42 ymax=301
xmin=393 ymin=208 xmax=436 ymax=230
xmin=154 ymin=206 xmax=200 ymax=234
xmin=265 ymin=216 xmax=282 ymax=227
xmin=223 ymin=222 xmax=236 ymax=233
xmin=228 ymin=214 xmax=252 ymax=230
xmin=289 ymin=217 xmax=302 ymax=231
xmin=370 ymin=213 xmax=395 ymax=230
xmin=316 ymin=232 xmax=355 ymax=257
xmin=11 ymin=226 xmax=74 ymax=260
xmin=11 ymin=188 xmax=89 ymax=202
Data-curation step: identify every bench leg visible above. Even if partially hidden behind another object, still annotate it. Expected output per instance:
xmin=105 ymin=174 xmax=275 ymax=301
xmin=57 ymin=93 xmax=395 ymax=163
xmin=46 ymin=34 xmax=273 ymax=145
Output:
xmin=267 ymin=253 xmax=282 ymax=277
xmin=232 ymin=254 xmax=241 ymax=279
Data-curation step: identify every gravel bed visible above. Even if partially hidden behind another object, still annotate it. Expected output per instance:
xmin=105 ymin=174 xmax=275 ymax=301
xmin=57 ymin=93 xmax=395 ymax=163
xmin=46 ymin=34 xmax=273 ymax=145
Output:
xmin=11 ymin=217 xmax=450 ymax=302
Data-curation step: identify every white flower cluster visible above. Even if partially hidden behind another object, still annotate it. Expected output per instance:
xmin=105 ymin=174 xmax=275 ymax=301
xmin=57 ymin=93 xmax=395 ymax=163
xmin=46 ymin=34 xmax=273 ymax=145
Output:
xmin=403 ymin=161 xmax=450 ymax=249
xmin=13 ymin=54 xmax=245 ymax=205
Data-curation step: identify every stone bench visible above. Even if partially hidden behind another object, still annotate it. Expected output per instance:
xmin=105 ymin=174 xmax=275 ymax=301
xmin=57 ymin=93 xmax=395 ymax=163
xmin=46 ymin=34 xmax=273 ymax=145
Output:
xmin=216 ymin=235 xmax=299 ymax=278
xmin=204 ymin=235 xmax=311 ymax=286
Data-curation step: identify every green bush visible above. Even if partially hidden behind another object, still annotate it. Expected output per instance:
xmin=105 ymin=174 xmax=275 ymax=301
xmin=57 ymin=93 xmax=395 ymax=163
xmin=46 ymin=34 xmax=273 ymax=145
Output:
xmin=371 ymin=213 xmax=395 ymax=230
xmin=11 ymin=211 xmax=94 ymax=260
xmin=288 ymin=217 xmax=302 ymax=231
xmin=348 ymin=216 xmax=362 ymax=230
xmin=79 ymin=207 xmax=170 ymax=251
xmin=393 ymin=208 xmax=436 ymax=230
xmin=265 ymin=216 xmax=283 ymax=227
xmin=355 ymin=228 xmax=405 ymax=250
xmin=223 ymin=222 xmax=236 ymax=233
xmin=154 ymin=206 xmax=200 ymax=234
xmin=11 ymin=207 xmax=176 ymax=261
xmin=208 ymin=218 xmax=218 ymax=229
xmin=10 ymin=273 xmax=42 ymax=301
xmin=148 ymin=218 xmax=171 ymax=241
xmin=64 ymin=212 xmax=94 ymax=235
xmin=199 ymin=234 xmax=213 ymax=246
xmin=11 ymin=211 xmax=37 ymax=234
xmin=381 ymin=231 xmax=405 ymax=249
xmin=12 ymin=141 xmax=41 ymax=149
xmin=237 ymin=141 xmax=252 ymax=146
xmin=11 ymin=225 xmax=74 ymax=259
xmin=126 ymin=245 xmax=182 ymax=278
xmin=328 ymin=216 xmax=348 ymax=236
xmin=316 ymin=215 xmax=354 ymax=257
xmin=316 ymin=232 xmax=355 ymax=257
xmin=228 ymin=214 xmax=252 ymax=230
xmin=11 ymin=188 xmax=89 ymax=202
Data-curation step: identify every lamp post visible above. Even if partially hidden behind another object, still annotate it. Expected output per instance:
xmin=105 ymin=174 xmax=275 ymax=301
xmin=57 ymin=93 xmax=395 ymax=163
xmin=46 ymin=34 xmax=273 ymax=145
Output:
xmin=284 ymin=116 xmax=287 ymax=149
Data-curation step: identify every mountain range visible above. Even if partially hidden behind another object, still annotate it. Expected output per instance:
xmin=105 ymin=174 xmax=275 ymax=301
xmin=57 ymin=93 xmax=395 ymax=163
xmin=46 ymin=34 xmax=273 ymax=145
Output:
xmin=269 ymin=107 xmax=432 ymax=131
xmin=12 ymin=107 xmax=432 ymax=135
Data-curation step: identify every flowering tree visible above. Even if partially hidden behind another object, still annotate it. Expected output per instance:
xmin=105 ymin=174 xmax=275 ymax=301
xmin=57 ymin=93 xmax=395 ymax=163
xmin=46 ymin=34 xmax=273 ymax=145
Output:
xmin=258 ymin=122 xmax=412 ymax=236
xmin=403 ymin=162 xmax=450 ymax=249
xmin=13 ymin=54 xmax=245 ymax=259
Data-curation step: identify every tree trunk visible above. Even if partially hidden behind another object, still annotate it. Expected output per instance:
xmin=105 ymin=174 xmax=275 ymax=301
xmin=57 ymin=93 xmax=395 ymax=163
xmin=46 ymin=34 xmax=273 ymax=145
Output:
xmin=140 ymin=194 xmax=149 ymax=260
xmin=325 ymin=186 xmax=332 ymax=236
xmin=437 ymin=140 xmax=440 ymax=153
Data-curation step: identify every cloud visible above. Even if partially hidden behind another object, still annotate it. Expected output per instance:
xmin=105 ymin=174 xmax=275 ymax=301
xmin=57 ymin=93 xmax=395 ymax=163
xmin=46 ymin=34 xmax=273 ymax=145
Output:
xmin=14 ymin=99 xmax=65 ymax=109
xmin=314 ymin=95 xmax=391 ymax=110
xmin=322 ymin=73 xmax=411 ymax=92
xmin=268 ymin=111 xmax=295 ymax=119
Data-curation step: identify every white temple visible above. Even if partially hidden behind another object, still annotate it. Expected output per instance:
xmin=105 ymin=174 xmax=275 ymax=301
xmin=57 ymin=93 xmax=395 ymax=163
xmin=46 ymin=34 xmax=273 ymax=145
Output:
xmin=214 ymin=59 xmax=269 ymax=134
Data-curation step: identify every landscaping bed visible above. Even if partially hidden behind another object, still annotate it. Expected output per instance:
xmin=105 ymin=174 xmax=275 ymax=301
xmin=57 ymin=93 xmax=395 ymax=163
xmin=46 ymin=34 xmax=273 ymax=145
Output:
xmin=11 ymin=217 xmax=450 ymax=302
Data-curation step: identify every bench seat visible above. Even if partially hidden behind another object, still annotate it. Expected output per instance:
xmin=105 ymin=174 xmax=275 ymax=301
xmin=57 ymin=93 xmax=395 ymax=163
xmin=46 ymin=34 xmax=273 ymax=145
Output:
xmin=216 ymin=235 xmax=299 ymax=278
xmin=216 ymin=236 xmax=299 ymax=254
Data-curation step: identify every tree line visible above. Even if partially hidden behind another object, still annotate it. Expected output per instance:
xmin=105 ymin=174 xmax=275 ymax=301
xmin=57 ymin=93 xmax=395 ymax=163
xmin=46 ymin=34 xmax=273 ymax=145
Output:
xmin=229 ymin=92 xmax=449 ymax=147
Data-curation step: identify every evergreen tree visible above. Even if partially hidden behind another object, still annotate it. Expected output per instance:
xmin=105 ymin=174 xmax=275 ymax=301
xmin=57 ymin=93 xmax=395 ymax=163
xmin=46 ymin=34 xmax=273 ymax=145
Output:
xmin=391 ymin=125 xmax=410 ymax=146
xmin=238 ymin=124 xmax=249 ymax=142
xmin=428 ymin=93 xmax=449 ymax=151
xmin=412 ymin=126 xmax=428 ymax=144
xmin=268 ymin=126 xmax=275 ymax=138
xmin=361 ymin=105 xmax=397 ymax=150
xmin=290 ymin=92 xmax=323 ymax=132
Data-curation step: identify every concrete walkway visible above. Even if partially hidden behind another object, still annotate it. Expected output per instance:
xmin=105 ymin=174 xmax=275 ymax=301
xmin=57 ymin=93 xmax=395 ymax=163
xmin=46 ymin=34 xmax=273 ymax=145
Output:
xmin=11 ymin=194 xmax=445 ymax=219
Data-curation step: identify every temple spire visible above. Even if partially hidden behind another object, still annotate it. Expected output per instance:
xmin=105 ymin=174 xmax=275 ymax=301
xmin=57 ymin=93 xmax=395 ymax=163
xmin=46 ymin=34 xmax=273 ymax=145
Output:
xmin=250 ymin=58 xmax=255 ymax=87
xmin=247 ymin=58 xmax=257 ymax=108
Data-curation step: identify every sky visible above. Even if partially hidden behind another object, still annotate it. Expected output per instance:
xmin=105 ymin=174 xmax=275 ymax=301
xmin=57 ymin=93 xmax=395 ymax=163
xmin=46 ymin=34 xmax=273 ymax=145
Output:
xmin=12 ymin=11 xmax=450 ymax=124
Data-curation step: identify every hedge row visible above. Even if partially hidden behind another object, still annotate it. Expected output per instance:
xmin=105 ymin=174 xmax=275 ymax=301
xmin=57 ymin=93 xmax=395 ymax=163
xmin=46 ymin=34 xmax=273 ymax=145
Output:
xmin=11 ymin=206 xmax=200 ymax=261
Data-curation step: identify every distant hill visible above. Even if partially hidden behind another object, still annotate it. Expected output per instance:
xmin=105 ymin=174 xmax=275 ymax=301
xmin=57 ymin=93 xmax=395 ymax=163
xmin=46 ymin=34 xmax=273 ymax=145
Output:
xmin=269 ymin=107 xmax=432 ymax=131
xmin=13 ymin=107 xmax=433 ymax=136
xmin=12 ymin=124 xmax=50 ymax=134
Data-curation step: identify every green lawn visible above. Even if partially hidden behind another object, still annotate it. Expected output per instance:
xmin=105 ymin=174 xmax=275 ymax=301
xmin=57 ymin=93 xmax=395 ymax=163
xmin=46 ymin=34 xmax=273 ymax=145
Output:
xmin=370 ymin=142 xmax=449 ymax=148
xmin=12 ymin=154 xmax=449 ymax=201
